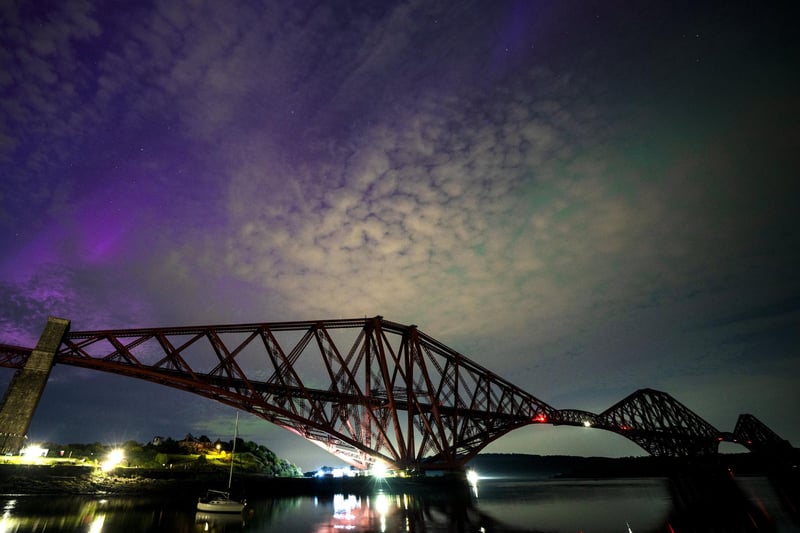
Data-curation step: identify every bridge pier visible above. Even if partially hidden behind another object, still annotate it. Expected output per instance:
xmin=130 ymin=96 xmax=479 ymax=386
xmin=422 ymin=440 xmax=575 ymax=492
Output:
xmin=0 ymin=317 xmax=70 ymax=454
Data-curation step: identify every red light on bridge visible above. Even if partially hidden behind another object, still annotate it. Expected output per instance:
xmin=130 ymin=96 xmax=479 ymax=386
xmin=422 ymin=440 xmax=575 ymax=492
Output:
xmin=533 ymin=413 xmax=548 ymax=423
xmin=620 ymin=424 xmax=631 ymax=431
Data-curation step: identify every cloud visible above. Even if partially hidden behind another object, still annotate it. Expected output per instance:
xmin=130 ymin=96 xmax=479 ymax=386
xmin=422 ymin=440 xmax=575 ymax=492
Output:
xmin=2 ymin=0 xmax=799 ymax=459
xmin=211 ymin=85 xmax=580 ymax=338
xmin=0 ymin=0 xmax=102 ymax=199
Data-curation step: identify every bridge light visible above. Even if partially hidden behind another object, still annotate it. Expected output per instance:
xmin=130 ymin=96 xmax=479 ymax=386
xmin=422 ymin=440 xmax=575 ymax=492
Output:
xmin=533 ymin=413 xmax=547 ymax=423
xmin=583 ymin=420 xmax=592 ymax=428
xmin=371 ymin=461 xmax=388 ymax=478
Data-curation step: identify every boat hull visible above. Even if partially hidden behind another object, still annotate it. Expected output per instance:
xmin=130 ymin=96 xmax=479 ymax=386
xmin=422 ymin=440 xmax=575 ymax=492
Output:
xmin=197 ymin=499 xmax=246 ymax=513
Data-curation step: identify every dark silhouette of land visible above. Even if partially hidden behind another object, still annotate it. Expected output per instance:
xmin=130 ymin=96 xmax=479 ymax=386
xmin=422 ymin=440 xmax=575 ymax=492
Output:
xmin=467 ymin=452 xmax=795 ymax=479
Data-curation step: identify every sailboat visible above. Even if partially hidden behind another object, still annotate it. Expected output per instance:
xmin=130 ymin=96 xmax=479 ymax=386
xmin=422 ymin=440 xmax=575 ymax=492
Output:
xmin=197 ymin=412 xmax=246 ymax=513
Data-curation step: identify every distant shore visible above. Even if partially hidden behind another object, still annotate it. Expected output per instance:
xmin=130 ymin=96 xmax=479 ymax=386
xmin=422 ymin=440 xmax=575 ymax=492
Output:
xmin=468 ymin=452 xmax=793 ymax=479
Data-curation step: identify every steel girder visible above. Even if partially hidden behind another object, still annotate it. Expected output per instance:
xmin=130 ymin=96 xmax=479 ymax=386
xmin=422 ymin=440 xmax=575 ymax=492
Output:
xmin=734 ymin=413 xmax=794 ymax=454
xmin=555 ymin=389 xmax=722 ymax=456
xmin=6 ymin=316 xmax=553 ymax=471
xmin=0 ymin=318 xmax=794 ymax=466
xmin=0 ymin=344 xmax=30 ymax=368
xmin=553 ymin=409 xmax=601 ymax=427
xmin=599 ymin=389 xmax=723 ymax=456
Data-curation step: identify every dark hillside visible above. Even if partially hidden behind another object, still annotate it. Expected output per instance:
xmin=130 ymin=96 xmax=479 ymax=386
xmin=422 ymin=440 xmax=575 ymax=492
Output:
xmin=467 ymin=453 xmax=777 ymax=479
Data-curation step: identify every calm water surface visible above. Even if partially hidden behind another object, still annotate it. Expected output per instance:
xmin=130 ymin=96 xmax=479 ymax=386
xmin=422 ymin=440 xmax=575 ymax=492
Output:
xmin=0 ymin=476 xmax=797 ymax=532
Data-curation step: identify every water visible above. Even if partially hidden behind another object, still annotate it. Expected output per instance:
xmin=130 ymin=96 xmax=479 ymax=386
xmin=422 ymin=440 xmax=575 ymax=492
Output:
xmin=0 ymin=476 xmax=797 ymax=532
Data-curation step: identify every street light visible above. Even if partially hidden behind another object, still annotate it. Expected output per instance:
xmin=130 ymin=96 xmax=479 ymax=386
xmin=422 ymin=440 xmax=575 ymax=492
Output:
xmin=101 ymin=449 xmax=124 ymax=471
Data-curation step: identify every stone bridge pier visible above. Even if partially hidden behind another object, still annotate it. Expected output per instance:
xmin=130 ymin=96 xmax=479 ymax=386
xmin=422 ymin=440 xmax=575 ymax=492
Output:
xmin=0 ymin=317 xmax=69 ymax=454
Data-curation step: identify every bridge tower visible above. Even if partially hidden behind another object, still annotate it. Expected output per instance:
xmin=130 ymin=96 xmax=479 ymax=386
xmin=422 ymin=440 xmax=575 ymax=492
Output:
xmin=0 ymin=317 xmax=69 ymax=454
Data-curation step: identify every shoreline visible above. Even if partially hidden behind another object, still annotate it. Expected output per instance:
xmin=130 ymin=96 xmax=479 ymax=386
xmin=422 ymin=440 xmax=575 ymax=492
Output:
xmin=0 ymin=464 xmax=473 ymax=498
xmin=3 ymin=460 xmax=794 ymax=501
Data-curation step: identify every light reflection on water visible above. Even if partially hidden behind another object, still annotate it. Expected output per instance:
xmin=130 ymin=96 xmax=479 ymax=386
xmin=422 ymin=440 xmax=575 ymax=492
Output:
xmin=0 ymin=476 xmax=797 ymax=532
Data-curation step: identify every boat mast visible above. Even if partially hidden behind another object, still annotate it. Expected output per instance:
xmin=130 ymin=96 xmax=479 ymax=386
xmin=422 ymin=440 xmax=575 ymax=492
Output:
xmin=228 ymin=412 xmax=239 ymax=491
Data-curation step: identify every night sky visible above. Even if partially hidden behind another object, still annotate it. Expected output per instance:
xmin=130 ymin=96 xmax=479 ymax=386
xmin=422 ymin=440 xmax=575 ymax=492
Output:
xmin=1 ymin=1 xmax=798 ymax=470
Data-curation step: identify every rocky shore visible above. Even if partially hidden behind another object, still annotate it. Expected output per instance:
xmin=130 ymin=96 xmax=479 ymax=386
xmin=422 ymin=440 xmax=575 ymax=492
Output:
xmin=0 ymin=464 xmax=472 ymax=500
xmin=0 ymin=464 xmax=224 ymax=496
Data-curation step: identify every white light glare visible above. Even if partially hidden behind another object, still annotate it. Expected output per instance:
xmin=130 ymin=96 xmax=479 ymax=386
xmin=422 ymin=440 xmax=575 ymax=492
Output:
xmin=371 ymin=461 xmax=388 ymax=478
xmin=374 ymin=493 xmax=389 ymax=515
xmin=101 ymin=449 xmax=124 ymax=471
xmin=20 ymin=446 xmax=47 ymax=458
xmin=88 ymin=514 xmax=105 ymax=533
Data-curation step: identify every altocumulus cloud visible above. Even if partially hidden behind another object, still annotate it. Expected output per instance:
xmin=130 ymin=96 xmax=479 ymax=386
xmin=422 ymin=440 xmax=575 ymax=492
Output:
xmin=2 ymin=0 xmax=799 ymax=458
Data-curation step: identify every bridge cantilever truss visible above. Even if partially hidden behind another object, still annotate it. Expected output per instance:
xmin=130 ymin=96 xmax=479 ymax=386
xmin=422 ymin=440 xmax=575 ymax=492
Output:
xmin=0 ymin=316 xmax=793 ymax=470
xmin=554 ymin=389 xmax=722 ymax=456
xmin=1 ymin=316 xmax=555 ymax=470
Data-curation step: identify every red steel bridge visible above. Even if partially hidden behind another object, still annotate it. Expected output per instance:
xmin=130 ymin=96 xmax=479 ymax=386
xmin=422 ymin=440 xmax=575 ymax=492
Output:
xmin=0 ymin=316 xmax=793 ymax=471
